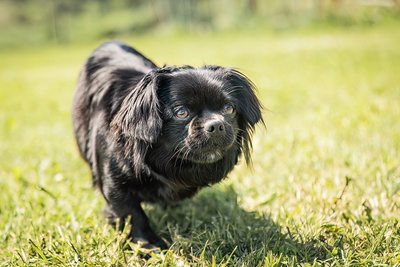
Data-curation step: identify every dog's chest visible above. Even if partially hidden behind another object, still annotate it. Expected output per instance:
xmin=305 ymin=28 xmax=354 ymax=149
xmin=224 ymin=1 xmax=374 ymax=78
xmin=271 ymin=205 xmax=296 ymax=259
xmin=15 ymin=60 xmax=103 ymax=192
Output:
xmin=137 ymin=176 xmax=201 ymax=204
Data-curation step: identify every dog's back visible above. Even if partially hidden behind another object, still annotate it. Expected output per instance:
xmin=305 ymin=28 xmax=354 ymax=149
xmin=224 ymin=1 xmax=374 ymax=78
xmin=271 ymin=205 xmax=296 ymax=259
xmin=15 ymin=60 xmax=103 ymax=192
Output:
xmin=88 ymin=41 xmax=157 ymax=73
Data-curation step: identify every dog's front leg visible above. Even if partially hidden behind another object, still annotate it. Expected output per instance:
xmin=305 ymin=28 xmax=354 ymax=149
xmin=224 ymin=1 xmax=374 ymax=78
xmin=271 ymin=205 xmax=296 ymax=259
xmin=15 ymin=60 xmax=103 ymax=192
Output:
xmin=104 ymin=199 xmax=167 ymax=250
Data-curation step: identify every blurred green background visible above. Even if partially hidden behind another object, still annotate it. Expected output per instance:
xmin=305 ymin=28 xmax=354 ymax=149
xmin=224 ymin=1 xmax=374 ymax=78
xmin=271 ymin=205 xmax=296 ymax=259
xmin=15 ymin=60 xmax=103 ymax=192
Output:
xmin=1 ymin=0 xmax=399 ymax=48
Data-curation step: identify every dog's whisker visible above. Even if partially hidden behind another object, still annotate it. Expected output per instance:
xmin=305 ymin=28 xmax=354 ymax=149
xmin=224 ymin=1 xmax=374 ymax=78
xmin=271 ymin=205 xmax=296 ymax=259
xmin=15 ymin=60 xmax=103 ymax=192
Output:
xmin=167 ymin=140 xmax=185 ymax=165
xmin=174 ymin=147 xmax=187 ymax=173
xmin=234 ymin=140 xmax=244 ymax=150
xmin=178 ymin=149 xmax=190 ymax=172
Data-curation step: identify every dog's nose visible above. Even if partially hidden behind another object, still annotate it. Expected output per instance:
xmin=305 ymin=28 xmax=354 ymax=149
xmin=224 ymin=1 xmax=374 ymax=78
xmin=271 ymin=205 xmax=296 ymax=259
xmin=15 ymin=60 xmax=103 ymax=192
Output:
xmin=204 ymin=120 xmax=225 ymax=135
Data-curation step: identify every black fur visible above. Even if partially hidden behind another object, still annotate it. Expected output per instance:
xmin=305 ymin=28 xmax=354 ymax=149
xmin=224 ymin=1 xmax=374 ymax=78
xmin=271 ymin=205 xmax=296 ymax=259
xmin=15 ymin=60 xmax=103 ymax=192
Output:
xmin=72 ymin=41 xmax=263 ymax=249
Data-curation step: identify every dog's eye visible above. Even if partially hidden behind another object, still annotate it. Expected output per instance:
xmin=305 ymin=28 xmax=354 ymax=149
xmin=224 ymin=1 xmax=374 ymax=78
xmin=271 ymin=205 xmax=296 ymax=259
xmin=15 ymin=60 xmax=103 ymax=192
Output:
xmin=175 ymin=107 xmax=189 ymax=119
xmin=223 ymin=104 xmax=234 ymax=115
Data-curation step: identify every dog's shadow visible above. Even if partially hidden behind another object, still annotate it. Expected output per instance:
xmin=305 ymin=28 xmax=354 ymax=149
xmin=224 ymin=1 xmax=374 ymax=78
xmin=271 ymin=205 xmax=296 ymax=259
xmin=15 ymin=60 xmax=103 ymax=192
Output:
xmin=145 ymin=185 xmax=333 ymax=264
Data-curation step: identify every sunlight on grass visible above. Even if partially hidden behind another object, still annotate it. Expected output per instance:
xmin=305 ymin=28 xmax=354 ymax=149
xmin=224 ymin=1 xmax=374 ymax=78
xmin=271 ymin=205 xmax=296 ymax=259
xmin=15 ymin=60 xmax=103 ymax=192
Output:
xmin=1 ymin=25 xmax=400 ymax=265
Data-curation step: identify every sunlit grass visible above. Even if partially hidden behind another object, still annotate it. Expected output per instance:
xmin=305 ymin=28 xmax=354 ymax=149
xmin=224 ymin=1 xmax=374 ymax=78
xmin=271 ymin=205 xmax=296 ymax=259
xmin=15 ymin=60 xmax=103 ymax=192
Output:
xmin=1 ymin=24 xmax=400 ymax=265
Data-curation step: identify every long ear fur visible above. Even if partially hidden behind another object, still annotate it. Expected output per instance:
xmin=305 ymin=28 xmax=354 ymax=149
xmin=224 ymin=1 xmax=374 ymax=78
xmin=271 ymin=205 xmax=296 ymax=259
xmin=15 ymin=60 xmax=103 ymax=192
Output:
xmin=110 ymin=70 xmax=164 ymax=176
xmin=226 ymin=68 xmax=264 ymax=165
xmin=111 ymin=70 xmax=162 ymax=144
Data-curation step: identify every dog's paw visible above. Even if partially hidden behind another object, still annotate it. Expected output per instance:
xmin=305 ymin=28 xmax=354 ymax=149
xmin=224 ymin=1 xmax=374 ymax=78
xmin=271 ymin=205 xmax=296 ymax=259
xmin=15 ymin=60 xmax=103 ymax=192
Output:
xmin=132 ymin=235 xmax=168 ymax=250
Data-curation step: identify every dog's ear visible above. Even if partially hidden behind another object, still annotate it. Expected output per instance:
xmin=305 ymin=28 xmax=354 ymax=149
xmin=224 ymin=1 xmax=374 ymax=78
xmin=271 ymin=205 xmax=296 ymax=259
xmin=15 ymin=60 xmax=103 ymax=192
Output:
xmin=226 ymin=69 xmax=263 ymax=127
xmin=111 ymin=70 xmax=163 ymax=144
xmin=226 ymin=68 xmax=264 ymax=164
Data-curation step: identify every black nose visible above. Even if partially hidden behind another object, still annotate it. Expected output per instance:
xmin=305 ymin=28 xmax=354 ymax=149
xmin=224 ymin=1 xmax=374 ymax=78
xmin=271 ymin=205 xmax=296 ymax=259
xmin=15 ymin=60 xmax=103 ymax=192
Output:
xmin=204 ymin=120 xmax=225 ymax=135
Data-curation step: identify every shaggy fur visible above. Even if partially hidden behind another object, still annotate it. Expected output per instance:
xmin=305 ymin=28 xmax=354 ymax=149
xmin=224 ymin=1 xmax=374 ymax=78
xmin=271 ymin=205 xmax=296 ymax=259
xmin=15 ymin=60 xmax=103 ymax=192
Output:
xmin=72 ymin=41 xmax=263 ymax=249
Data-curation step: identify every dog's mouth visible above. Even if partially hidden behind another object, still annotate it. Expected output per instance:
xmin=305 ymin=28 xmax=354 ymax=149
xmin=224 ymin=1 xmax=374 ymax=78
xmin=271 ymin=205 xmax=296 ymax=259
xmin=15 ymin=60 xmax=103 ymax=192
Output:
xmin=176 ymin=141 xmax=233 ymax=163
xmin=187 ymin=150 xmax=224 ymax=164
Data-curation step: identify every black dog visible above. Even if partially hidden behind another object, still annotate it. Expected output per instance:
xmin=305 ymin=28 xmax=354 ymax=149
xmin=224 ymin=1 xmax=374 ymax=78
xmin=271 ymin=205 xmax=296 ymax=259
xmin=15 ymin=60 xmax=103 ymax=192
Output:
xmin=72 ymin=41 xmax=263 ymax=249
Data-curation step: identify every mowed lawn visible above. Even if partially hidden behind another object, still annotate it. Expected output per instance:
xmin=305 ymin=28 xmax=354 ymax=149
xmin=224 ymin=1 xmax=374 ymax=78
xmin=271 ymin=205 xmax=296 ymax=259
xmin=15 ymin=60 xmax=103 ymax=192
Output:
xmin=1 ymin=25 xmax=400 ymax=266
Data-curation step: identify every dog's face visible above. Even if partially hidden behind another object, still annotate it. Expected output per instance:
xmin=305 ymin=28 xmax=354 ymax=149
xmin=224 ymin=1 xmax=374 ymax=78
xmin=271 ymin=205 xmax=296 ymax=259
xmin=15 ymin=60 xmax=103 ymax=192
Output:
xmin=112 ymin=65 xmax=263 ymax=169
xmin=159 ymin=69 xmax=240 ymax=163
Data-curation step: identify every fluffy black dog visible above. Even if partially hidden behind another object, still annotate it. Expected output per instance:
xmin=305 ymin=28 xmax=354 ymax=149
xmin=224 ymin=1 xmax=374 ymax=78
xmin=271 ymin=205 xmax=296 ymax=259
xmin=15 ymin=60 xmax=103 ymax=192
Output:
xmin=72 ymin=41 xmax=263 ymax=249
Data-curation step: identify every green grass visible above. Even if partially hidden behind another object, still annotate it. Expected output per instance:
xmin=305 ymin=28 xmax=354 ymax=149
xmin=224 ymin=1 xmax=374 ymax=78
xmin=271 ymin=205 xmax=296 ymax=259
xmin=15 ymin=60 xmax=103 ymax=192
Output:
xmin=1 ymin=24 xmax=400 ymax=266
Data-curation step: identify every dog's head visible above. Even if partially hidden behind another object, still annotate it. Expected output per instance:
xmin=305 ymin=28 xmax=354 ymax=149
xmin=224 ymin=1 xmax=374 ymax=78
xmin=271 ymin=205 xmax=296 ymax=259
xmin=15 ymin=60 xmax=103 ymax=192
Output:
xmin=112 ymin=66 xmax=263 ymax=172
